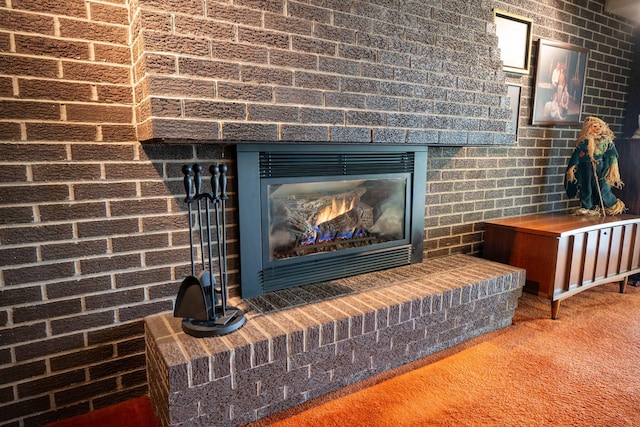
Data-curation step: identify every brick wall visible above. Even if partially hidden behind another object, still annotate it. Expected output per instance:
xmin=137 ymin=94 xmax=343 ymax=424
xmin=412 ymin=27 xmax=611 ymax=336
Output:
xmin=132 ymin=0 xmax=514 ymax=144
xmin=0 ymin=0 xmax=636 ymax=426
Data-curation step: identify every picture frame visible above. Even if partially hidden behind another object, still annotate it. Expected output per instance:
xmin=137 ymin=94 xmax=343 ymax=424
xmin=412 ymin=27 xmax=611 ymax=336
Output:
xmin=494 ymin=10 xmax=533 ymax=74
xmin=507 ymin=83 xmax=522 ymax=140
xmin=531 ymin=39 xmax=589 ymax=126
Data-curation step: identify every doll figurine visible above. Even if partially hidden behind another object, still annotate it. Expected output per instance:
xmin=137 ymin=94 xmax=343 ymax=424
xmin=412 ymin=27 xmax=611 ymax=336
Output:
xmin=565 ymin=116 xmax=625 ymax=215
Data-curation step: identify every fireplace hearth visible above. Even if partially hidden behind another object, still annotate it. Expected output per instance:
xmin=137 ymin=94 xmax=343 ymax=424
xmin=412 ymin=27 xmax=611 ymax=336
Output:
xmin=237 ymin=144 xmax=428 ymax=298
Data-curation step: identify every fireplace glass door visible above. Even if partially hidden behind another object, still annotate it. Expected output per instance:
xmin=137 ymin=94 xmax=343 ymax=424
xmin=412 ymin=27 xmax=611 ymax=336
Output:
xmin=237 ymin=144 xmax=427 ymax=298
xmin=265 ymin=175 xmax=409 ymax=263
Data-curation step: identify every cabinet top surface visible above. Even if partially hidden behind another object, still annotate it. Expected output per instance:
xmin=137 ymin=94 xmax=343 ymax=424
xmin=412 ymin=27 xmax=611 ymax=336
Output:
xmin=484 ymin=213 xmax=640 ymax=236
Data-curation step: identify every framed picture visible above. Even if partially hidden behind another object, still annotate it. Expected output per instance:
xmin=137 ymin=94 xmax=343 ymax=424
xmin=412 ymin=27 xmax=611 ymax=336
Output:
xmin=507 ymin=83 xmax=521 ymax=140
xmin=494 ymin=10 xmax=533 ymax=74
xmin=531 ymin=39 xmax=589 ymax=126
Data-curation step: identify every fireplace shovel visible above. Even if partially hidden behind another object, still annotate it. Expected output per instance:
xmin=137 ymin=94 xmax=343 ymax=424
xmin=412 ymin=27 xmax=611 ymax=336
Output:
xmin=173 ymin=163 xmax=246 ymax=337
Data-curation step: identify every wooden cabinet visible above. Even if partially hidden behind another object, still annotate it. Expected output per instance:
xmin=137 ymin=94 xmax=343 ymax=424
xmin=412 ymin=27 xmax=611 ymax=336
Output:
xmin=614 ymin=138 xmax=640 ymax=215
xmin=483 ymin=213 xmax=640 ymax=319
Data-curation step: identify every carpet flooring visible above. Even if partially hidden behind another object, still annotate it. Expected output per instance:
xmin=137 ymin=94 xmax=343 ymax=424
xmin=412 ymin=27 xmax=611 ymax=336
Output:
xmin=45 ymin=282 xmax=640 ymax=427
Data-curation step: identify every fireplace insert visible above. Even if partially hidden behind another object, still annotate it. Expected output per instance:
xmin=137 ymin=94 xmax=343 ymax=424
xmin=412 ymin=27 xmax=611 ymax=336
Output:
xmin=236 ymin=144 xmax=427 ymax=298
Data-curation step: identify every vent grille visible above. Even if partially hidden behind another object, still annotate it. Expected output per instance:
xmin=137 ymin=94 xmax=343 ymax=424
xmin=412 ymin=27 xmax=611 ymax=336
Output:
xmin=259 ymin=152 xmax=415 ymax=178
xmin=261 ymin=246 xmax=412 ymax=293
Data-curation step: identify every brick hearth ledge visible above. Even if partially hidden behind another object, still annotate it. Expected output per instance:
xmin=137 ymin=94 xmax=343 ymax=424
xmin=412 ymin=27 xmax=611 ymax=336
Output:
xmin=145 ymin=254 xmax=525 ymax=427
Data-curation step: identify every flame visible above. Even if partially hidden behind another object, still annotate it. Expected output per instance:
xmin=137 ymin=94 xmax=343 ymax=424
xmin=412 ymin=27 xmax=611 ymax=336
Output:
xmin=314 ymin=197 xmax=355 ymax=226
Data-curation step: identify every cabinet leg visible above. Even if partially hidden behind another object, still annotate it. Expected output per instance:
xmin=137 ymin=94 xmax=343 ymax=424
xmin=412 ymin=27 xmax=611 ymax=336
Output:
xmin=551 ymin=300 xmax=560 ymax=320
xmin=620 ymin=277 xmax=627 ymax=294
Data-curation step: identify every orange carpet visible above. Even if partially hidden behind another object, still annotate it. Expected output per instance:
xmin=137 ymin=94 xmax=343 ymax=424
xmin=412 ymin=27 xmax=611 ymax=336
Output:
xmin=247 ymin=282 xmax=640 ymax=427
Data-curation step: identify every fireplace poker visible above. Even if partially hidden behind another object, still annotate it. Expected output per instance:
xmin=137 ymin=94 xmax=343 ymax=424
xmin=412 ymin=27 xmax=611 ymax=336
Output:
xmin=182 ymin=165 xmax=196 ymax=277
xmin=210 ymin=164 xmax=228 ymax=318
xmin=192 ymin=164 xmax=208 ymax=275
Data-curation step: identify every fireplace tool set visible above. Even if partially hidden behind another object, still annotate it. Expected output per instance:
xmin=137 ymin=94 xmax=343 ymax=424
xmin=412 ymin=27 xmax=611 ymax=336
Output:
xmin=173 ymin=163 xmax=246 ymax=337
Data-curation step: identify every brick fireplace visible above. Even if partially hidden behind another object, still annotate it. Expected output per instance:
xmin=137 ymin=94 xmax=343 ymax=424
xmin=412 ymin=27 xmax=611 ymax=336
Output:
xmin=146 ymin=255 xmax=525 ymax=426
xmin=137 ymin=1 xmax=522 ymax=425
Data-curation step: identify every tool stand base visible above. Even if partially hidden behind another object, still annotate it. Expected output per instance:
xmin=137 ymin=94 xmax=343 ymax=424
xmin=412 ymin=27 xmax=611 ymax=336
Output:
xmin=181 ymin=306 xmax=246 ymax=337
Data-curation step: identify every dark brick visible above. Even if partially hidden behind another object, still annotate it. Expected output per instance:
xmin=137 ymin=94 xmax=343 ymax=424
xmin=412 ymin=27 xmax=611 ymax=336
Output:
xmin=0 ymin=360 xmax=46 ymax=384
xmin=238 ymin=27 xmax=289 ymax=49
xmin=264 ymin=13 xmax=312 ymax=35
xmin=0 ymin=323 xmax=47 ymax=347
xmin=0 ymin=395 xmax=50 ymax=423
xmin=115 ymin=267 xmax=171 ymax=288
xmin=73 ymin=182 xmax=138 ymax=200
xmin=178 ymin=57 xmax=239 ymax=80
xmin=3 ymin=262 xmax=75 ymax=287
xmin=18 ymin=369 xmax=86 ymax=399
xmin=0 ymin=8 xmax=55 ymax=34
xmin=94 ymin=44 xmax=131 ymax=65
xmin=221 ymin=122 xmax=279 ymax=141
xmin=63 ymin=61 xmax=130 ymax=85
xmin=14 ymin=333 xmax=85 ymax=363
xmin=79 ymin=253 xmax=142 ymax=275
xmin=39 ymin=203 xmax=107 ymax=222
xmin=54 ymin=378 xmax=118 ymax=407
xmin=109 ymin=199 xmax=168 ymax=217
xmin=329 ymin=126 xmax=372 ymax=143
xmin=144 ymin=247 xmax=191 ymax=267
xmin=59 ymin=18 xmax=127 ymax=44
xmin=19 ymin=79 xmax=94 ymax=102
xmin=241 ymin=64 xmax=293 ymax=85
xmin=111 ymin=233 xmax=169 ymax=253
xmin=184 ymin=100 xmax=246 ymax=120
xmin=51 ymin=345 xmax=115 ymax=372
xmin=174 ymin=14 xmax=234 ymax=39
xmin=280 ymin=125 xmax=329 ymax=141
xmin=50 ymin=311 xmax=116 ymax=335
xmin=66 ymin=104 xmax=132 ymax=124
xmin=268 ymin=49 xmax=318 ymax=70
xmin=149 ymin=98 xmax=181 ymax=117
xmin=140 ymin=214 xmax=187 ymax=233
xmin=76 ymin=218 xmax=139 ymax=238
xmin=288 ymin=1 xmax=331 ymax=24
xmin=1 ymin=53 xmax=59 ymax=79
xmin=47 ymin=276 xmax=112 ymax=299
xmin=116 ymin=336 xmax=146 ymax=356
xmin=88 ymin=353 xmax=146 ymax=380
xmin=247 ymin=104 xmax=299 ymax=122
xmin=89 ymin=1 xmax=129 ymax=25
xmin=0 ymin=286 xmax=42 ymax=307
xmin=97 ymin=85 xmax=135 ymax=104
xmin=0 ymin=121 xmax=21 ymax=140
xmin=274 ymin=87 xmax=323 ymax=106
xmin=0 ymin=246 xmax=37 ymax=266
xmin=86 ymin=321 xmax=144 ymax=346
xmin=121 ymin=369 xmax=147 ymax=388
xmin=26 ymin=123 xmax=97 ymax=141
xmin=0 ymin=184 xmax=69 ymax=204
xmin=0 ymin=386 xmax=13 ymax=404
xmin=118 ymin=300 xmax=172 ymax=322
xmin=300 ymin=107 xmax=345 ymax=125
xmin=85 ymin=288 xmax=145 ymax=310
xmin=0 ymin=224 xmax=73 ymax=245
xmin=13 ymin=299 xmax=82 ymax=323
xmin=15 ymin=34 xmax=90 ymax=60
xmin=0 ymin=143 xmax=67 ymax=163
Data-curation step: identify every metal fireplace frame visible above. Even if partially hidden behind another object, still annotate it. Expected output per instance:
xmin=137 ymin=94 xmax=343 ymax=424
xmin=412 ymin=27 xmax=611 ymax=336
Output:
xmin=236 ymin=143 xmax=428 ymax=298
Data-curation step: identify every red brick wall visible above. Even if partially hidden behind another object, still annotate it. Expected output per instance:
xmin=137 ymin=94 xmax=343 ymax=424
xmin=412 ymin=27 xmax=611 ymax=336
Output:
xmin=0 ymin=0 xmax=636 ymax=425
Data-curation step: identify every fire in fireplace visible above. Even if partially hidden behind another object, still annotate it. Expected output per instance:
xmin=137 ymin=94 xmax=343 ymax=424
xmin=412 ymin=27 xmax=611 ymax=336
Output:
xmin=268 ymin=177 xmax=406 ymax=259
xmin=237 ymin=144 xmax=427 ymax=298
